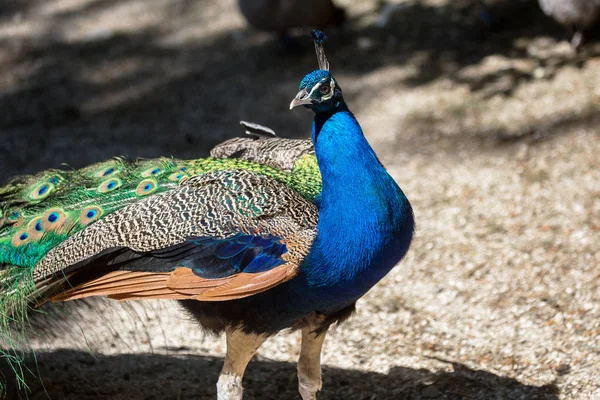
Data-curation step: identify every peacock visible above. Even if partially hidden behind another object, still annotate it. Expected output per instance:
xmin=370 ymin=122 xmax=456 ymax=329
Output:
xmin=0 ymin=31 xmax=414 ymax=399
xmin=538 ymin=0 xmax=600 ymax=49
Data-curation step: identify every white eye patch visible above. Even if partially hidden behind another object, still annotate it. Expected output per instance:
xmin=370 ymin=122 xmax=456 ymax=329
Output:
xmin=321 ymin=80 xmax=336 ymax=101
xmin=308 ymin=79 xmax=336 ymax=100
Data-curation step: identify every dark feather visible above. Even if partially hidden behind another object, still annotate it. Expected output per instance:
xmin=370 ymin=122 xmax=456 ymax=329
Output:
xmin=240 ymin=120 xmax=278 ymax=139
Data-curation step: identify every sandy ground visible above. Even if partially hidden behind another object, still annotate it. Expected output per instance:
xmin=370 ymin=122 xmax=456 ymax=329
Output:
xmin=0 ymin=0 xmax=599 ymax=399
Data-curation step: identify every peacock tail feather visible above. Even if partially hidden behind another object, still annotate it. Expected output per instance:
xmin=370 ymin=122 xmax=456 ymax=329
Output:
xmin=0 ymin=137 xmax=321 ymax=391
xmin=1 ymin=158 xmax=189 ymax=268
xmin=0 ymin=155 xmax=320 ymax=271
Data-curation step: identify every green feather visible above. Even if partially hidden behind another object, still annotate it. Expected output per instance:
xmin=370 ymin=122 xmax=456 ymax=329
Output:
xmin=0 ymin=151 xmax=321 ymax=391
xmin=1 ymin=155 xmax=321 ymax=269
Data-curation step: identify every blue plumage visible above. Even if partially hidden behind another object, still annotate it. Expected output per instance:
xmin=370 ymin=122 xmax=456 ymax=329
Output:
xmin=311 ymin=29 xmax=327 ymax=44
xmin=187 ymin=234 xmax=287 ymax=278
xmin=299 ymin=70 xmax=331 ymax=91
xmin=183 ymin=62 xmax=413 ymax=398
xmin=304 ymin=110 xmax=413 ymax=288
xmin=185 ymin=31 xmax=414 ymax=335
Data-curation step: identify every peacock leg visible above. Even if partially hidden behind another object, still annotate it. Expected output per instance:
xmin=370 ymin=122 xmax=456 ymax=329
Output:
xmin=297 ymin=325 xmax=328 ymax=400
xmin=217 ymin=329 xmax=267 ymax=400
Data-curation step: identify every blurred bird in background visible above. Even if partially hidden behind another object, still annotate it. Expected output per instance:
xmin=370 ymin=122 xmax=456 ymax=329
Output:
xmin=237 ymin=0 xmax=345 ymax=43
xmin=538 ymin=0 xmax=600 ymax=49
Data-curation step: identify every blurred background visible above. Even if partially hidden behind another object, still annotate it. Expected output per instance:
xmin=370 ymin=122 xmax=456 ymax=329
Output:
xmin=1 ymin=0 xmax=598 ymax=399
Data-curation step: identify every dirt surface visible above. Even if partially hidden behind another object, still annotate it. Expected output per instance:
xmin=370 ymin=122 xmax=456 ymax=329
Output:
xmin=0 ymin=0 xmax=599 ymax=399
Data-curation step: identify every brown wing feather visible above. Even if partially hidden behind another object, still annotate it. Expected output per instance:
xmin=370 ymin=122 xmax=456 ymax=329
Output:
xmin=51 ymin=271 xmax=171 ymax=301
xmin=165 ymin=267 xmax=231 ymax=291
xmin=37 ymin=170 xmax=317 ymax=305
xmin=198 ymin=262 xmax=298 ymax=300
xmin=51 ymin=263 xmax=299 ymax=303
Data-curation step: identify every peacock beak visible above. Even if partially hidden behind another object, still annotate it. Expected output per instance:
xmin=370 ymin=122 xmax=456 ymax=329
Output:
xmin=289 ymin=88 xmax=312 ymax=110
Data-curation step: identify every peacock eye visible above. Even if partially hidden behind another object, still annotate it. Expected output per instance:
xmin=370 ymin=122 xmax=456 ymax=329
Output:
xmin=319 ymin=84 xmax=330 ymax=95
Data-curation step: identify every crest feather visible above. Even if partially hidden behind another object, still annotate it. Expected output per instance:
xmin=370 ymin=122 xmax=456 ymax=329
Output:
xmin=311 ymin=30 xmax=329 ymax=71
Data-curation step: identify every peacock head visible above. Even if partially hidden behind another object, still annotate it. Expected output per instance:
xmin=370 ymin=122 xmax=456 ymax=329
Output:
xmin=289 ymin=31 xmax=344 ymax=114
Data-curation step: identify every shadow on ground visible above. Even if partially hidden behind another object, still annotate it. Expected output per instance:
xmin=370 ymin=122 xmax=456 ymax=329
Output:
xmin=1 ymin=349 xmax=558 ymax=400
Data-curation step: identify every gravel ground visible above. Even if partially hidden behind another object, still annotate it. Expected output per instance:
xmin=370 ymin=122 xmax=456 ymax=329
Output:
xmin=0 ymin=0 xmax=598 ymax=399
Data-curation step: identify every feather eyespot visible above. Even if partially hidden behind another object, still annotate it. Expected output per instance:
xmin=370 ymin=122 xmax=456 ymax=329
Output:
xmin=168 ymin=172 xmax=185 ymax=182
xmin=98 ymin=178 xmax=122 ymax=193
xmin=94 ymin=166 xmax=118 ymax=178
xmin=11 ymin=230 xmax=30 ymax=246
xmin=29 ymin=182 xmax=54 ymax=200
xmin=42 ymin=209 xmax=68 ymax=231
xmin=136 ymin=179 xmax=158 ymax=196
xmin=142 ymin=167 xmax=162 ymax=177
xmin=6 ymin=211 xmax=23 ymax=226
xmin=80 ymin=206 xmax=103 ymax=225
xmin=27 ymin=218 xmax=45 ymax=240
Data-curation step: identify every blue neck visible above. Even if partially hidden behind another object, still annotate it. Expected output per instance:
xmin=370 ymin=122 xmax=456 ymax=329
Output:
xmin=303 ymin=105 xmax=414 ymax=295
